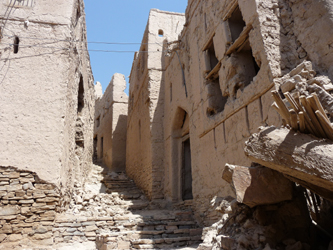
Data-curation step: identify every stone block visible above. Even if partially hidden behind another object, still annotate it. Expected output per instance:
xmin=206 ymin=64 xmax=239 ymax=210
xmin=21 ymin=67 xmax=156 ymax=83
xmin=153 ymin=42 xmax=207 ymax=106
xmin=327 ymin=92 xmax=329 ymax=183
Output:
xmin=0 ymin=224 xmax=12 ymax=234
xmin=227 ymin=164 xmax=293 ymax=207
xmin=33 ymin=191 xmax=46 ymax=198
xmin=34 ymin=184 xmax=54 ymax=190
xmin=35 ymin=225 xmax=49 ymax=234
xmin=85 ymin=225 xmax=98 ymax=232
xmin=85 ymin=231 xmax=96 ymax=237
xmin=19 ymin=199 xmax=34 ymax=204
xmin=0 ymin=234 xmax=7 ymax=242
xmin=36 ymin=197 xmax=59 ymax=203
xmin=32 ymin=232 xmax=52 ymax=240
xmin=22 ymin=182 xmax=34 ymax=191
xmin=118 ymin=241 xmax=131 ymax=249
xmin=0 ymin=206 xmax=19 ymax=216
xmin=7 ymin=234 xmax=22 ymax=242
xmin=82 ymin=221 xmax=96 ymax=226
xmin=7 ymin=184 xmax=22 ymax=192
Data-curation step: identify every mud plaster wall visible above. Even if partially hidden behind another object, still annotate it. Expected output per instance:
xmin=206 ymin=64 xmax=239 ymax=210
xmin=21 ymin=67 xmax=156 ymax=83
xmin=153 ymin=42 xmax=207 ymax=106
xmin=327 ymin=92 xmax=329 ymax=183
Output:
xmin=162 ymin=0 xmax=316 ymax=226
xmin=94 ymin=73 xmax=128 ymax=172
xmin=0 ymin=0 xmax=94 ymax=198
xmin=127 ymin=9 xmax=185 ymax=200
xmin=162 ymin=0 xmax=333 ymax=226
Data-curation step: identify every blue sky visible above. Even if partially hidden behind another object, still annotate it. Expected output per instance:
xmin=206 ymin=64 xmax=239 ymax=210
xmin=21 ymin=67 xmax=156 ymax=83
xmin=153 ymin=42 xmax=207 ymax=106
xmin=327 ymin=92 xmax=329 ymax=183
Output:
xmin=84 ymin=1 xmax=188 ymax=94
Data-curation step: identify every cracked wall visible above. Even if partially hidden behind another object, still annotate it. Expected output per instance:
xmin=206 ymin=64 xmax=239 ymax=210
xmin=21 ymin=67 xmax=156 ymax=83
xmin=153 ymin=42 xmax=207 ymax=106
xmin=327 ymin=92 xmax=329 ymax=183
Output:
xmin=0 ymin=0 xmax=94 ymax=204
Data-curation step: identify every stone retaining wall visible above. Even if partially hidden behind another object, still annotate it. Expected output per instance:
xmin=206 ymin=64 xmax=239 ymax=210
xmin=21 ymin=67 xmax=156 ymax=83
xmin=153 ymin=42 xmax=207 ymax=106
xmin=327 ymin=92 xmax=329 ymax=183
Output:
xmin=0 ymin=166 xmax=60 ymax=244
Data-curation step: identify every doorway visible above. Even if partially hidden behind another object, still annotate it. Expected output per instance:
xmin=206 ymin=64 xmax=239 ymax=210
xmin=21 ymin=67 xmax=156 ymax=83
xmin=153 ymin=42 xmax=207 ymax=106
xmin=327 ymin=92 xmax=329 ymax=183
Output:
xmin=182 ymin=137 xmax=193 ymax=200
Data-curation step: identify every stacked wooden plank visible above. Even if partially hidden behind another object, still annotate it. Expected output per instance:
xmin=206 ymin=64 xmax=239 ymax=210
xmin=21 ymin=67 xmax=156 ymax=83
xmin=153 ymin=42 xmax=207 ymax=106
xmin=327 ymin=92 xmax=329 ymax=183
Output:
xmin=271 ymin=90 xmax=333 ymax=140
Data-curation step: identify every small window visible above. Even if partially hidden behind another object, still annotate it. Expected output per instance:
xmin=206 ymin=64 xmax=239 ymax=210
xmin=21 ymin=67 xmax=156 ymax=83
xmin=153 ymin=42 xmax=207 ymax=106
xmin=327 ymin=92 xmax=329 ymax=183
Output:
xmin=138 ymin=120 xmax=141 ymax=142
xmin=76 ymin=1 xmax=81 ymax=24
xmin=13 ymin=36 xmax=19 ymax=54
xmin=158 ymin=29 xmax=164 ymax=37
xmin=170 ymin=82 xmax=173 ymax=102
xmin=77 ymin=75 xmax=84 ymax=114
xmin=100 ymin=137 xmax=104 ymax=156
xmin=207 ymin=42 xmax=218 ymax=71
xmin=96 ymin=116 xmax=100 ymax=128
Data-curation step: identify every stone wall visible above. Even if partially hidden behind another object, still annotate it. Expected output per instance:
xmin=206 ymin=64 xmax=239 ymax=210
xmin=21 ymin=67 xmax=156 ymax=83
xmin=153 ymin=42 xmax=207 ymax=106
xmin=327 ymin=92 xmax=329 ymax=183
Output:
xmin=94 ymin=73 xmax=128 ymax=172
xmin=0 ymin=0 xmax=94 ymax=200
xmin=0 ymin=167 xmax=60 ymax=244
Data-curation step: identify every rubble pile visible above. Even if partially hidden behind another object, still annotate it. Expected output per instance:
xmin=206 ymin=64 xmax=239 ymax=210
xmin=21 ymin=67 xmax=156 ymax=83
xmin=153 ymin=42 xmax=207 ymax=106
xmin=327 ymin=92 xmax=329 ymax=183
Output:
xmin=1 ymin=163 xmax=203 ymax=249
xmin=199 ymin=61 xmax=333 ymax=250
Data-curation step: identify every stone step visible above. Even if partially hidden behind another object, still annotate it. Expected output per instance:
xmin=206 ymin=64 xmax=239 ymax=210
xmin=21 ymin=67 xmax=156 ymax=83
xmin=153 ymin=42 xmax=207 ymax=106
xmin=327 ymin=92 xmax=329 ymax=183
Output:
xmin=131 ymin=236 xmax=202 ymax=249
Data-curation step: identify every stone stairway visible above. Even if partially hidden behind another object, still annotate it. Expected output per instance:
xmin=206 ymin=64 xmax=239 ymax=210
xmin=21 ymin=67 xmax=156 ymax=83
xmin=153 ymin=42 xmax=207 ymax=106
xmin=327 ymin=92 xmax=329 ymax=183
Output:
xmin=62 ymin=163 xmax=202 ymax=249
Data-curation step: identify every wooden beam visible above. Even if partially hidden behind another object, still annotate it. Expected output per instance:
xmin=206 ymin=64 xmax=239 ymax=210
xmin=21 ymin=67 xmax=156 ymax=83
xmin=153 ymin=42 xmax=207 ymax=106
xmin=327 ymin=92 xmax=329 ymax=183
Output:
xmin=226 ymin=25 xmax=252 ymax=55
xmin=245 ymin=127 xmax=333 ymax=194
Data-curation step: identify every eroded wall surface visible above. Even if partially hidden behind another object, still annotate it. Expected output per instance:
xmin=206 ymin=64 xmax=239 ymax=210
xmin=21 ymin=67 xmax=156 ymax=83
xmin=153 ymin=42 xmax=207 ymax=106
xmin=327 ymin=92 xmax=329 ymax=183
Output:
xmin=94 ymin=73 xmax=128 ymax=172
xmin=163 ymin=0 xmax=333 ymax=226
xmin=127 ymin=9 xmax=185 ymax=199
xmin=0 ymin=0 xmax=94 ymax=203
xmin=127 ymin=0 xmax=333 ymax=226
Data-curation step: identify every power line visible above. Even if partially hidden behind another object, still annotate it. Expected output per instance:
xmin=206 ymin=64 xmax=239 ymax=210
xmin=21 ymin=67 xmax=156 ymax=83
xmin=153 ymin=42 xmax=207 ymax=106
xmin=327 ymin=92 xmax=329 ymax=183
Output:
xmin=3 ymin=34 xmax=163 ymax=46
xmin=1 ymin=42 xmax=169 ymax=53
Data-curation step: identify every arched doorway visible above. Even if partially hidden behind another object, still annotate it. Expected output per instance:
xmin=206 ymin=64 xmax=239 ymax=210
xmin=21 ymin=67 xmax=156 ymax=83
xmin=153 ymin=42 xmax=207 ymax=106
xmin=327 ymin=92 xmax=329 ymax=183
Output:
xmin=171 ymin=107 xmax=193 ymax=202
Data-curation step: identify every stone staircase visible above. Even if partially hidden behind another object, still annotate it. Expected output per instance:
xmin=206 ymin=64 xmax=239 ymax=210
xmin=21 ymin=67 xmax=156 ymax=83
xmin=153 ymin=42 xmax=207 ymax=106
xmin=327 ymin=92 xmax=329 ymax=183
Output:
xmin=63 ymin=163 xmax=203 ymax=249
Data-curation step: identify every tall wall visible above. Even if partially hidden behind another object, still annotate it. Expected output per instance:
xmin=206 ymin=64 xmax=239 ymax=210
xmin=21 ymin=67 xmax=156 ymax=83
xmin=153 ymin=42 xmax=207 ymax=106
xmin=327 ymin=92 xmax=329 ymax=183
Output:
xmin=94 ymin=73 xmax=128 ymax=172
xmin=0 ymin=0 xmax=94 ymax=202
xmin=127 ymin=9 xmax=185 ymax=200
xmin=162 ymin=0 xmax=333 ymax=226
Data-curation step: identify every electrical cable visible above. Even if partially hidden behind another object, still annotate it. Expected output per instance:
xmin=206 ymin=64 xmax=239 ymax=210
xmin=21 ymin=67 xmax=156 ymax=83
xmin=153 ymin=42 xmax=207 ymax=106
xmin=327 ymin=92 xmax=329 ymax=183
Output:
xmin=3 ymin=34 xmax=163 ymax=46
xmin=0 ymin=42 xmax=169 ymax=54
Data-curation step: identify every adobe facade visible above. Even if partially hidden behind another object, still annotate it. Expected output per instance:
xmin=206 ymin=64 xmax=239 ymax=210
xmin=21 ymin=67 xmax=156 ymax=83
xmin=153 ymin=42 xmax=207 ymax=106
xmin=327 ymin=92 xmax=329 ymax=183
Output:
xmin=0 ymin=0 xmax=94 ymax=229
xmin=127 ymin=9 xmax=186 ymax=200
xmin=126 ymin=0 xmax=333 ymax=227
xmin=94 ymin=73 xmax=128 ymax=172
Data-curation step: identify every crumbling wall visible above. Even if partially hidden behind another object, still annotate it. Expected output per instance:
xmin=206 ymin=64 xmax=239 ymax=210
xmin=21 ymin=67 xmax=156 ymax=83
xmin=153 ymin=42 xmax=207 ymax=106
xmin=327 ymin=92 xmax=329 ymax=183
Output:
xmin=0 ymin=0 xmax=94 ymax=206
xmin=94 ymin=73 xmax=128 ymax=172
xmin=162 ymin=0 xmax=281 ymax=226
xmin=0 ymin=167 xmax=61 ymax=245
xmin=126 ymin=9 xmax=185 ymax=200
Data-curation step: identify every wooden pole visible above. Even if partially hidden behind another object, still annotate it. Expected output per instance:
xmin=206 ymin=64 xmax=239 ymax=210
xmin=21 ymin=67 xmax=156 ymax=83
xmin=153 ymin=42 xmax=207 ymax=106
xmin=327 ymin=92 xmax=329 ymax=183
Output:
xmin=315 ymin=111 xmax=333 ymax=141
xmin=272 ymin=91 xmax=291 ymax=125
xmin=300 ymin=96 xmax=326 ymax=138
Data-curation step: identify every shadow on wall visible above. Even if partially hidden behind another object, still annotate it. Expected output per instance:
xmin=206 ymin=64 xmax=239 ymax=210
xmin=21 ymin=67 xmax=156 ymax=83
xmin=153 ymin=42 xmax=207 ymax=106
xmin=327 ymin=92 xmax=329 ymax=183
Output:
xmin=112 ymin=114 xmax=127 ymax=173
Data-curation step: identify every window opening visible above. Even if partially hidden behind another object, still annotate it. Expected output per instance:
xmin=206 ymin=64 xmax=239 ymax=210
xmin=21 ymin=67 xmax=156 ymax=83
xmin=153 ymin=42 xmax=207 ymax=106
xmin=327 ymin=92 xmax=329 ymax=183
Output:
xmin=77 ymin=75 xmax=84 ymax=114
xmin=100 ymin=137 xmax=104 ymax=157
xmin=75 ymin=1 xmax=81 ymax=25
xmin=233 ymin=40 xmax=260 ymax=89
xmin=205 ymin=40 xmax=219 ymax=71
xmin=96 ymin=116 xmax=100 ymax=128
xmin=93 ymin=136 xmax=97 ymax=161
xmin=228 ymin=6 xmax=246 ymax=42
xmin=139 ymin=120 xmax=141 ymax=142
xmin=158 ymin=29 xmax=164 ymax=37
xmin=13 ymin=36 xmax=19 ymax=54
xmin=170 ymin=82 xmax=173 ymax=102
xmin=206 ymin=77 xmax=228 ymax=116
